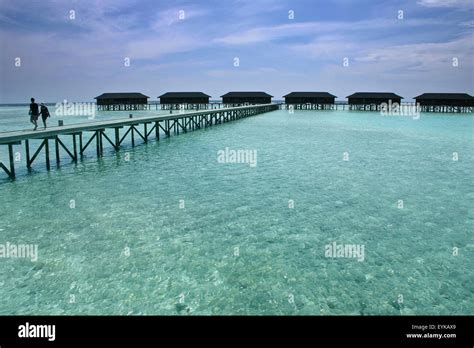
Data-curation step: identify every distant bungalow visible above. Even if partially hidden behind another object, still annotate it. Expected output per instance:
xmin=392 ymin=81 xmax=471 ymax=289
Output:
xmin=283 ymin=92 xmax=336 ymax=110
xmin=347 ymin=92 xmax=402 ymax=111
xmin=414 ymin=93 xmax=473 ymax=113
xmin=159 ymin=92 xmax=210 ymax=105
xmin=221 ymin=92 xmax=273 ymax=105
xmin=95 ymin=92 xmax=150 ymax=110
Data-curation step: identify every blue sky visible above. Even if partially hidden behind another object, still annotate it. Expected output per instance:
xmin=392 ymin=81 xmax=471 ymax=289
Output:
xmin=0 ymin=0 xmax=473 ymax=103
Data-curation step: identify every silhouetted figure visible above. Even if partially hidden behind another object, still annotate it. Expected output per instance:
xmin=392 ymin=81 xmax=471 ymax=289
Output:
xmin=29 ymin=98 xmax=39 ymax=130
xmin=40 ymin=103 xmax=50 ymax=129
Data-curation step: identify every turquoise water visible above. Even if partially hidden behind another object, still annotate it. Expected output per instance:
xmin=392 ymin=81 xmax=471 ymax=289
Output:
xmin=0 ymin=107 xmax=473 ymax=315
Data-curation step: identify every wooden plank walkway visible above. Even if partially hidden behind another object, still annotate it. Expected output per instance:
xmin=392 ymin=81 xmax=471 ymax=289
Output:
xmin=0 ymin=103 xmax=279 ymax=179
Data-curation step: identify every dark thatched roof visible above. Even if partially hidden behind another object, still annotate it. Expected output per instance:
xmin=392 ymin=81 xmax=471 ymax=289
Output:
xmin=158 ymin=92 xmax=211 ymax=98
xmin=95 ymin=93 xmax=149 ymax=99
xmin=414 ymin=93 xmax=473 ymax=100
xmin=346 ymin=92 xmax=403 ymax=99
xmin=283 ymin=92 xmax=337 ymax=98
xmin=220 ymin=92 xmax=273 ymax=98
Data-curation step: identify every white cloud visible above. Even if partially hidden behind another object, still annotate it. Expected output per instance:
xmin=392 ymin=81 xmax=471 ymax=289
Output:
xmin=292 ymin=31 xmax=473 ymax=74
xmin=313 ymin=33 xmax=474 ymax=99
xmin=214 ymin=18 xmax=443 ymax=45
xmin=206 ymin=66 xmax=280 ymax=78
xmin=460 ymin=20 xmax=474 ymax=27
xmin=151 ymin=7 xmax=209 ymax=30
xmin=126 ymin=34 xmax=206 ymax=60
xmin=354 ymin=35 xmax=473 ymax=71
xmin=291 ymin=35 xmax=358 ymax=59
xmin=231 ymin=0 xmax=286 ymax=17
xmin=417 ymin=0 xmax=474 ymax=8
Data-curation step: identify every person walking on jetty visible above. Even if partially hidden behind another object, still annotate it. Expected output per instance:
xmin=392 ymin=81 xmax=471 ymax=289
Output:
xmin=40 ymin=103 xmax=50 ymax=129
xmin=29 ymin=97 xmax=39 ymax=130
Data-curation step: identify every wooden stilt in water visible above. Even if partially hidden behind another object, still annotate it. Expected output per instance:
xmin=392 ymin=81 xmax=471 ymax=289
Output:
xmin=8 ymin=143 xmax=15 ymax=177
xmin=114 ymin=128 xmax=120 ymax=150
xmin=96 ymin=131 xmax=100 ymax=157
xmin=99 ymin=130 xmax=104 ymax=155
xmin=44 ymin=139 xmax=50 ymax=171
xmin=79 ymin=133 xmax=83 ymax=157
xmin=25 ymin=139 xmax=31 ymax=168
xmin=72 ymin=134 xmax=78 ymax=162
xmin=55 ymin=136 xmax=60 ymax=164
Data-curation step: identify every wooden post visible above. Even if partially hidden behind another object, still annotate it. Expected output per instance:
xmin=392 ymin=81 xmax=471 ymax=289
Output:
xmin=96 ymin=131 xmax=100 ymax=157
xmin=55 ymin=136 xmax=60 ymax=164
xmin=44 ymin=139 xmax=50 ymax=170
xmin=25 ymin=139 xmax=31 ymax=168
xmin=99 ymin=131 xmax=104 ymax=155
xmin=115 ymin=128 xmax=120 ymax=149
xmin=72 ymin=134 xmax=77 ymax=162
xmin=8 ymin=143 xmax=15 ymax=178
xmin=79 ymin=133 xmax=83 ymax=157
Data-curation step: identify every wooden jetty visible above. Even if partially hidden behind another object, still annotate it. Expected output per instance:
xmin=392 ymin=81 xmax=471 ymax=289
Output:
xmin=0 ymin=104 xmax=278 ymax=179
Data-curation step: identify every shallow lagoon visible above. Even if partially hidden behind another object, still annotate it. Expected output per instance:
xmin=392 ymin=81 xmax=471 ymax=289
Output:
xmin=0 ymin=108 xmax=472 ymax=315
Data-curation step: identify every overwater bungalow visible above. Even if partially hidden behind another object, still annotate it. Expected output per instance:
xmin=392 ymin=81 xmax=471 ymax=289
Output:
xmin=346 ymin=92 xmax=403 ymax=111
xmin=158 ymin=92 xmax=211 ymax=110
xmin=95 ymin=92 xmax=150 ymax=111
xmin=221 ymin=92 xmax=273 ymax=105
xmin=283 ymin=92 xmax=336 ymax=110
xmin=159 ymin=92 xmax=211 ymax=106
xmin=414 ymin=93 xmax=473 ymax=113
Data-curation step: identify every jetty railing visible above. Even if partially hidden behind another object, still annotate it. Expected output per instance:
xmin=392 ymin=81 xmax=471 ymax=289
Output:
xmin=279 ymin=103 xmax=473 ymax=112
xmin=279 ymin=104 xmax=336 ymax=110
xmin=0 ymin=103 xmax=279 ymax=179
xmin=418 ymin=105 xmax=472 ymax=113
xmin=98 ymin=102 xmax=271 ymax=111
